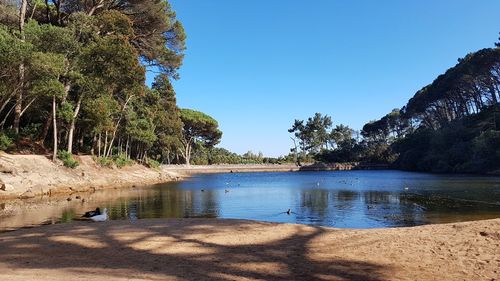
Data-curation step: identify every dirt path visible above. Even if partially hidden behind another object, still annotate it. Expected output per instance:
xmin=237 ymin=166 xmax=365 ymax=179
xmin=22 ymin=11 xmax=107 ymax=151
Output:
xmin=0 ymin=218 xmax=498 ymax=281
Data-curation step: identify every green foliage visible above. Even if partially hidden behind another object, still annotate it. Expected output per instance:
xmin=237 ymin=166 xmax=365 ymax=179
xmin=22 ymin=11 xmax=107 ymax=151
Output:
xmin=95 ymin=156 xmax=114 ymax=168
xmin=57 ymin=150 xmax=79 ymax=168
xmin=113 ymin=153 xmax=134 ymax=168
xmin=392 ymin=105 xmax=500 ymax=173
xmin=0 ymin=0 xmax=189 ymax=168
xmin=145 ymin=158 xmax=161 ymax=169
xmin=180 ymin=108 xmax=223 ymax=164
xmin=191 ymin=146 xmax=244 ymax=165
xmin=20 ymin=123 xmax=42 ymax=139
xmin=58 ymin=101 xmax=75 ymax=123
xmin=180 ymin=109 xmax=222 ymax=146
xmin=94 ymin=153 xmax=135 ymax=168
xmin=0 ymin=132 xmax=13 ymax=151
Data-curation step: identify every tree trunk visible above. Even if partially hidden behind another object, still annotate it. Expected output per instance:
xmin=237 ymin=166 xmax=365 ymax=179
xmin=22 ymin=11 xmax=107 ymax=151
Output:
xmin=38 ymin=114 xmax=52 ymax=143
xmin=67 ymin=94 xmax=83 ymax=154
xmin=98 ymin=132 xmax=101 ymax=157
xmin=0 ymin=103 xmax=16 ymax=129
xmin=52 ymin=95 xmax=57 ymax=161
xmin=44 ymin=0 xmax=50 ymax=22
xmin=105 ymin=96 xmax=133 ymax=157
xmin=87 ymin=0 xmax=105 ymax=16
xmin=13 ymin=65 xmax=24 ymax=133
xmin=183 ymin=143 xmax=191 ymax=165
xmin=103 ymin=131 xmax=108 ymax=157
xmin=0 ymin=93 xmax=14 ymax=116
xmin=125 ymin=137 xmax=129 ymax=159
xmin=78 ymin=132 xmax=84 ymax=153
xmin=91 ymin=133 xmax=96 ymax=155
xmin=14 ymin=0 xmax=28 ymax=134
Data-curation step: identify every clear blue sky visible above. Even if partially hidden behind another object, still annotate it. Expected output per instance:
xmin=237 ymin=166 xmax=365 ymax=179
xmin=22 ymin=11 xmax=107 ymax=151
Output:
xmin=147 ymin=0 xmax=500 ymax=157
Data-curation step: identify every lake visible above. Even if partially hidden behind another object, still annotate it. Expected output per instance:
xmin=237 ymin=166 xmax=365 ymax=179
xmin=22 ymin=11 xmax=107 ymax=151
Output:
xmin=1 ymin=170 xmax=500 ymax=231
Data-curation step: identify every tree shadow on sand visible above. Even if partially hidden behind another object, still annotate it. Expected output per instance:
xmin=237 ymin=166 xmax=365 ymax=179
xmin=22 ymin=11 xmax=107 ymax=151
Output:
xmin=0 ymin=219 xmax=390 ymax=280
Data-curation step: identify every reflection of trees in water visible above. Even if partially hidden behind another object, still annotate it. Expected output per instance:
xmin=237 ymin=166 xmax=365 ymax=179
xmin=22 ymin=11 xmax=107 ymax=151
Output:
xmin=363 ymin=191 xmax=393 ymax=205
xmin=106 ymin=183 xmax=220 ymax=220
xmin=298 ymin=189 xmax=330 ymax=224
xmin=334 ymin=190 xmax=360 ymax=210
xmin=196 ymin=190 xmax=219 ymax=217
xmin=362 ymin=191 xmax=425 ymax=226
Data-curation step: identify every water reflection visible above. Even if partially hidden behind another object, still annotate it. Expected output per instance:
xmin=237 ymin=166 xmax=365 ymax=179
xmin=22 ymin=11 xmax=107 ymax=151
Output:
xmin=1 ymin=170 xmax=500 ymax=231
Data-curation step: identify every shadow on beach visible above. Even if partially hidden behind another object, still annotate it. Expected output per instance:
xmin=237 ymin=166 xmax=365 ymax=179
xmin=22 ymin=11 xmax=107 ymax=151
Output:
xmin=0 ymin=219 xmax=387 ymax=281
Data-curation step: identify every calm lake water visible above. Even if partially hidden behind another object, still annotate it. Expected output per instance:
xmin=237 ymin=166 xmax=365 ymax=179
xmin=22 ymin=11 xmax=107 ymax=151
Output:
xmin=1 ymin=170 xmax=500 ymax=231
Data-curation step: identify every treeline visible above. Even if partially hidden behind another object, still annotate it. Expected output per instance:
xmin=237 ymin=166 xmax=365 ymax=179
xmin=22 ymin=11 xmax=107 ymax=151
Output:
xmin=190 ymin=148 xmax=293 ymax=165
xmin=291 ymin=35 xmax=500 ymax=173
xmin=0 ymin=0 xmax=226 ymax=166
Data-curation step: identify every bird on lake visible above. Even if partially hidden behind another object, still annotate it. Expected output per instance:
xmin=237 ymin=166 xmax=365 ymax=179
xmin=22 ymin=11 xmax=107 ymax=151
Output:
xmin=82 ymin=207 xmax=101 ymax=218
xmin=90 ymin=208 xmax=108 ymax=222
xmin=286 ymin=209 xmax=291 ymax=215
xmin=225 ymin=189 xmax=230 ymax=193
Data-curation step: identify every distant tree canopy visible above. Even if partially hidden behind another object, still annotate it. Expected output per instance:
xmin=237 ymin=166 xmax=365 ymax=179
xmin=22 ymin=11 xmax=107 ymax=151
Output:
xmin=293 ymin=34 xmax=500 ymax=173
xmin=179 ymin=109 xmax=222 ymax=165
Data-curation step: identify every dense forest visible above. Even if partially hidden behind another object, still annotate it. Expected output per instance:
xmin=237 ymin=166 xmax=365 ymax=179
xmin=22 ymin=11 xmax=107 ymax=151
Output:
xmin=290 ymin=35 xmax=500 ymax=173
xmin=0 ymin=0 xmax=239 ymax=166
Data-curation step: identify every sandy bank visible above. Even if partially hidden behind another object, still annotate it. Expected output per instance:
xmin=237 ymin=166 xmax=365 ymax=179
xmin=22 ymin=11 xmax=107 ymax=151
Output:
xmin=0 ymin=153 xmax=183 ymax=200
xmin=0 ymin=218 xmax=498 ymax=281
xmin=0 ymin=153 xmax=302 ymax=201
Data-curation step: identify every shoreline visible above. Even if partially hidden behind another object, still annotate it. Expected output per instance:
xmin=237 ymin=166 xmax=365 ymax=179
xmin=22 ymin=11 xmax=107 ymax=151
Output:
xmin=1 ymin=152 xmax=498 ymax=201
xmin=0 ymin=153 xmax=184 ymax=201
xmin=0 ymin=218 xmax=498 ymax=280
xmin=0 ymin=153 xmax=303 ymax=201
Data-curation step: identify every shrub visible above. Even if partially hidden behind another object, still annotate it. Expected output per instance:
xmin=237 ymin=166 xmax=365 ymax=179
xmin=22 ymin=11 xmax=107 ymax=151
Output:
xmin=94 ymin=156 xmax=114 ymax=168
xmin=93 ymin=154 xmax=134 ymax=168
xmin=145 ymin=158 xmax=161 ymax=169
xmin=0 ymin=132 xmax=13 ymax=151
xmin=113 ymin=153 xmax=134 ymax=168
xmin=58 ymin=150 xmax=79 ymax=168
xmin=20 ymin=123 xmax=42 ymax=139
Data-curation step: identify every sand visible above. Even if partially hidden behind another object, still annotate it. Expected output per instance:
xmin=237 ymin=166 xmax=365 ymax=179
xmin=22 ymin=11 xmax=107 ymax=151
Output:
xmin=0 ymin=218 xmax=498 ymax=281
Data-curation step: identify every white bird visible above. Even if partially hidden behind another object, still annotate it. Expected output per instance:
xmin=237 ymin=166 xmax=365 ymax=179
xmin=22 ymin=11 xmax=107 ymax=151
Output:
xmin=90 ymin=208 xmax=108 ymax=222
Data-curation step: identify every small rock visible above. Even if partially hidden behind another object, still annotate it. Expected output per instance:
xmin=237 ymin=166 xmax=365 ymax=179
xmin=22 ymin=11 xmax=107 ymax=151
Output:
xmin=66 ymin=197 xmax=72 ymax=201
xmin=75 ymin=195 xmax=81 ymax=199
xmin=0 ymin=182 xmax=14 ymax=191
xmin=81 ymin=172 xmax=85 ymax=177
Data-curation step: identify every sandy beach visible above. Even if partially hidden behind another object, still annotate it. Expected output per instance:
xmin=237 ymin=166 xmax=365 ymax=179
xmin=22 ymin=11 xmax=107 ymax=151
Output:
xmin=0 ymin=218 xmax=498 ymax=281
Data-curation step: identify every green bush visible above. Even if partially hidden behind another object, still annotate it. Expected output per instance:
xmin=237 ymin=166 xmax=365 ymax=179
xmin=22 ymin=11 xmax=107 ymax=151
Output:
xmin=0 ymin=132 xmax=13 ymax=151
xmin=58 ymin=150 xmax=79 ymax=168
xmin=145 ymin=158 xmax=161 ymax=169
xmin=93 ymin=154 xmax=134 ymax=168
xmin=20 ymin=123 xmax=42 ymax=139
xmin=113 ymin=153 xmax=134 ymax=168
xmin=94 ymin=156 xmax=114 ymax=167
